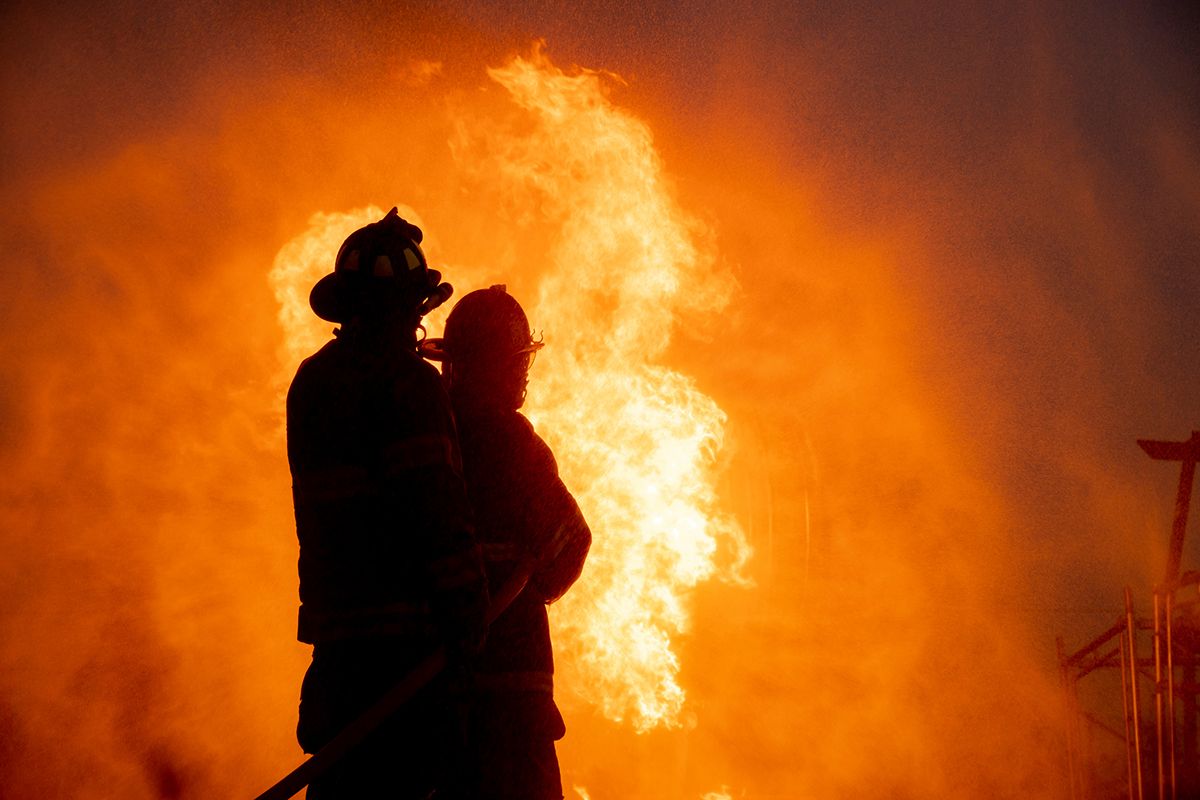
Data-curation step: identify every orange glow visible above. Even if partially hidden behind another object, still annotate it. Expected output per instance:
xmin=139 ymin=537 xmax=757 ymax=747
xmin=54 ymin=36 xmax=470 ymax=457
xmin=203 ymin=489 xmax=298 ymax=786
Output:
xmin=487 ymin=50 xmax=751 ymax=732
xmin=4 ymin=7 xmax=1198 ymax=800
xmin=270 ymin=50 xmax=751 ymax=733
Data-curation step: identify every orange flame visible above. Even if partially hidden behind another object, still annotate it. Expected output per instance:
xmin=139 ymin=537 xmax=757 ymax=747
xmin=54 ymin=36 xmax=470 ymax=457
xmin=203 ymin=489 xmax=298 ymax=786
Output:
xmin=269 ymin=49 xmax=749 ymax=732
xmin=484 ymin=50 xmax=750 ymax=731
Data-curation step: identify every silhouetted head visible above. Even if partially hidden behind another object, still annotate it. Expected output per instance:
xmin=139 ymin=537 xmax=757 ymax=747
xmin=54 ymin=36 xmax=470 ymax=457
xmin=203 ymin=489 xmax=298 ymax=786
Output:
xmin=309 ymin=207 xmax=453 ymax=333
xmin=421 ymin=285 xmax=543 ymax=411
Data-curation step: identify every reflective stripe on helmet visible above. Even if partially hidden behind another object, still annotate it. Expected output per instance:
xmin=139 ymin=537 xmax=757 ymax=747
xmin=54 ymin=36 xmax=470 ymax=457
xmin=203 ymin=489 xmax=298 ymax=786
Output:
xmin=403 ymin=247 xmax=422 ymax=271
xmin=372 ymin=255 xmax=394 ymax=277
xmin=329 ymin=209 xmax=429 ymax=287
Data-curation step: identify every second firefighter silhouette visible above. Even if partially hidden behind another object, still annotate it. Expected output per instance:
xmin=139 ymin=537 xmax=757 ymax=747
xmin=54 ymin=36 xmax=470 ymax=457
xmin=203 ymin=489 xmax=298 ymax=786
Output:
xmin=423 ymin=286 xmax=591 ymax=800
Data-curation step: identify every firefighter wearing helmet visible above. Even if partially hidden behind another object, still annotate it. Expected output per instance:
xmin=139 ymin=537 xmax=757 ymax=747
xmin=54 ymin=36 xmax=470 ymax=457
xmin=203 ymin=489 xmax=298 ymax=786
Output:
xmin=287 ymin=208 xmax=488 ymax=799
xmin=423 ymin=285 xmax=591 ymax=800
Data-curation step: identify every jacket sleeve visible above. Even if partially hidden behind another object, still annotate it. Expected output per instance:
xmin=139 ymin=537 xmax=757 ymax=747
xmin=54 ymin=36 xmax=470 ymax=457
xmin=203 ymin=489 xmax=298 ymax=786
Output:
xmin=380 ymin=360 xmax=489 ymax=653
xmin=522 ymin=432 xmax=592 ymax=604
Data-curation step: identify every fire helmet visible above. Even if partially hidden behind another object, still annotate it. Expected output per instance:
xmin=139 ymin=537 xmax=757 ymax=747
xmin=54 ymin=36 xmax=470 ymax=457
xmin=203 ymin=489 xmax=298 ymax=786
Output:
xmin=420 ymin=285 xmax=543 ymax=365
xmin=309 ymin=207 xmax=453 ymax=324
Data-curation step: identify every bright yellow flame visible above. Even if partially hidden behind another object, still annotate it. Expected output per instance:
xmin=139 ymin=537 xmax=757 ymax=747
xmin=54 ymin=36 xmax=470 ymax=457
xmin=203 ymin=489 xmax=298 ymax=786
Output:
xmin=269 ymin=49 xmax=749 ymax=733
xmin=484 ymin=49 xmax=750 ymax=731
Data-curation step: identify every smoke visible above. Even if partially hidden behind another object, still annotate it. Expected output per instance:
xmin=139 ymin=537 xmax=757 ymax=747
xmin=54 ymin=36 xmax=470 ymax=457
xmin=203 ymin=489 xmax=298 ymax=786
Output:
xmin=631 ymin=3 xmax=1200 ymax=795
xmin=2 ymin=2 xmax=1198 ymax=799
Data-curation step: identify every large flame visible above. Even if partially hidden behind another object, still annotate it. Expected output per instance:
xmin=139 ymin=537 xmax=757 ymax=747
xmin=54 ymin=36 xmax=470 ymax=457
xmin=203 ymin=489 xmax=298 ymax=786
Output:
xmin=269 ymin=50 xmax=749 ymax=733
xmin=8 ymin=6 xmax=1197 ymax=798
xmin=492 ymin=50 xmax=751 ymax=731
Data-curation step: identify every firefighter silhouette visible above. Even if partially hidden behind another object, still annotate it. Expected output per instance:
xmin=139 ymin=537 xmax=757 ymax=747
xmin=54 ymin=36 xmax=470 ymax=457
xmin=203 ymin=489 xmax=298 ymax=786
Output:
xmin=422 ymin=286 xmax=591 ymax=800
xmin=287 ymin=208 xmax=487 ymax=799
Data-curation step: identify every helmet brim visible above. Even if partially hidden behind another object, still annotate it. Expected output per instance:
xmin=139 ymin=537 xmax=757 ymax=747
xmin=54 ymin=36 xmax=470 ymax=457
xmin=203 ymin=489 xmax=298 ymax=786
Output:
xmin=311 ymin=271 xmax=442 ymax=324
xmin=309 ymin=271 xmax=349 ymax=323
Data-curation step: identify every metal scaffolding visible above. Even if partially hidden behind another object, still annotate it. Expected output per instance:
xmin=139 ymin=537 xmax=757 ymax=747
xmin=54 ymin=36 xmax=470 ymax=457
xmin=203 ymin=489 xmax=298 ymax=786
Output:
xmin=1057 ymin=431 xmax=1200 ymax=800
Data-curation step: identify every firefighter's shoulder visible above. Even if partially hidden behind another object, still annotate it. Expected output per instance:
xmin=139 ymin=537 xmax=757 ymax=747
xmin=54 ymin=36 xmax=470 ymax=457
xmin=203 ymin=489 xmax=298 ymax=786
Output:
xmin=515 ymin=413 xmax=560 ymax=476
xmin=382 ymin=350 xmax=453 ymax=411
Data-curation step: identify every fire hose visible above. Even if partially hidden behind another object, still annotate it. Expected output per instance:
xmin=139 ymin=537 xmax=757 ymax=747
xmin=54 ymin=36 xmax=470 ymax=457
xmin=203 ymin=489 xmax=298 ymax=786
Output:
xmin=253 ymin=557 xmax=536 ymax=800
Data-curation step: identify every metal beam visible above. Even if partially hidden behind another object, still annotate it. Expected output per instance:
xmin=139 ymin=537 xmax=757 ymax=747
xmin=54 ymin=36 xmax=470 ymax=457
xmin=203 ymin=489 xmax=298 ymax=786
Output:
xmin=1138 ymin=431 xmax=1200 ymax=586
